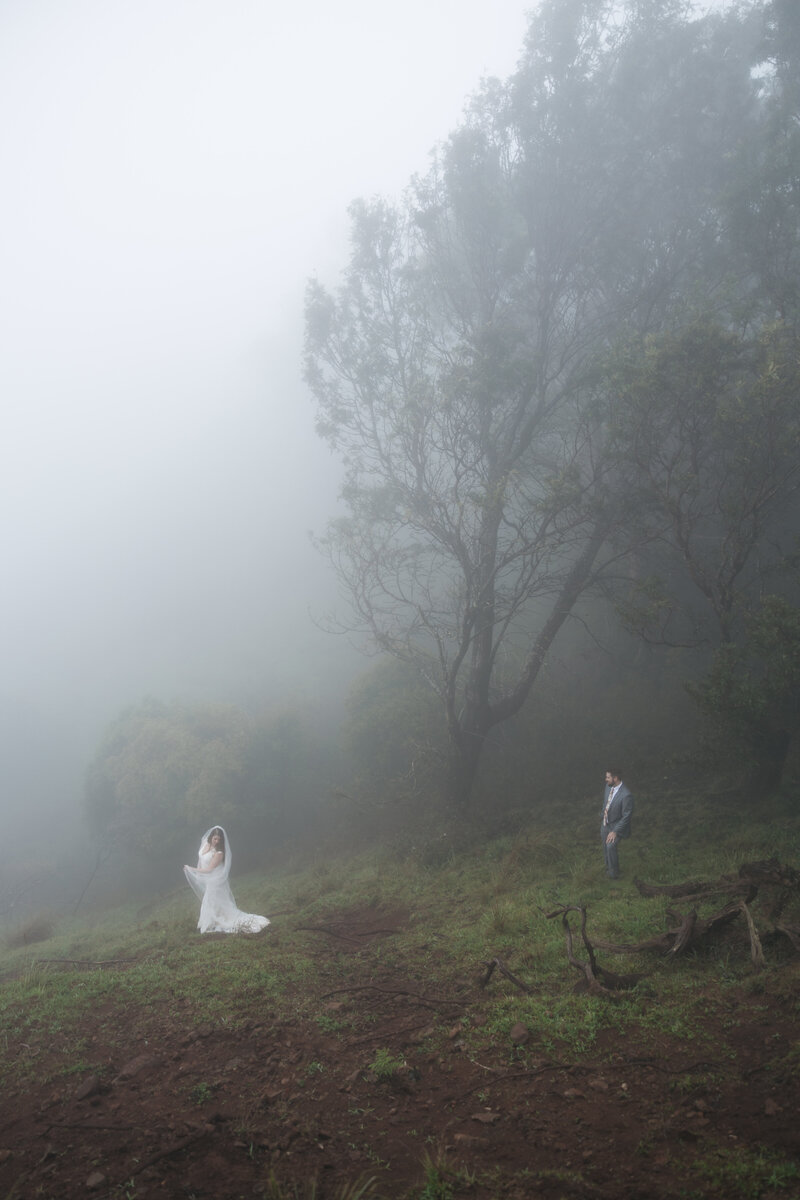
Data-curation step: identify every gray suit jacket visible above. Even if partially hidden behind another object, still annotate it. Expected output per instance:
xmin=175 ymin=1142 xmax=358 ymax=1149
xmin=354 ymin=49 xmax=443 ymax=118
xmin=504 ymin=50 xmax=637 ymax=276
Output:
xmin=602 ymin=782 xmax=633 ymax=839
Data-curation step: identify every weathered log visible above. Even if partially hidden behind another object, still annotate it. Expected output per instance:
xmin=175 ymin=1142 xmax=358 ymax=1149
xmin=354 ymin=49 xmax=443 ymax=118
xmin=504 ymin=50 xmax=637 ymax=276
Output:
xmin=596 ymin=898 xmax=745 ymax=958
xmin=737 ymin=858 xmax=800 ymax=888
xmin=549 ymin=860 xmax=799 ymax=985
xmin=635 ymin=858 xmax=799 ymax=901
xmin=661 ymin=901 xmax=744 ymax=955
xmin=592 ymin=932 xmax=675 ymax=954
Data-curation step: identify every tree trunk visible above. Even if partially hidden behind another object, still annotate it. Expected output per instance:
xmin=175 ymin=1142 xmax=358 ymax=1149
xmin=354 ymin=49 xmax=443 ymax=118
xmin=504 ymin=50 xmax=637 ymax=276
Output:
xmin=746 ymin=726 xmax=793 ymax=796
xmin=443 ymin=514 xmax=611 ymax=812
xmin=444 ymin=721 xmax=488 ymax=814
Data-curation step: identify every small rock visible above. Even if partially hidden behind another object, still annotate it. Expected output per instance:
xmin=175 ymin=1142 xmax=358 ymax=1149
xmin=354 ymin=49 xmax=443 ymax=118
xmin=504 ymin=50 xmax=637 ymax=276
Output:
xmin=453 ymin=1133 xmax=489 ymax=1148
xmin=509 ymin=1022 xmax=529 ymax=1045
xmin=563 ymin=1089 xmax=585 ymax=1101
xmin=74 ymin=1074 xmax=101 ymax=1101
xmin=86 ymin=1171 xmax=106 ymax=1190
xmin=113 ymin=1054 xmax=160 ymax=1084
xmin=471 ymin=1111 xmax=500 ymax=1125
xmin=409 ymin=1025 xmax=436 ymax=1045
xmin=448 ymin=1023 xmax=463 ymax=1039
xmin=587 ymin=1077 xmax=609 ymax=1092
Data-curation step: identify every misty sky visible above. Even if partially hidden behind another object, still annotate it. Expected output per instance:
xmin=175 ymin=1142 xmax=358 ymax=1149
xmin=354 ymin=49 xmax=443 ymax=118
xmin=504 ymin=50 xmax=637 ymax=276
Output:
xmin=1 ymin=1 xmax=530 ymax=829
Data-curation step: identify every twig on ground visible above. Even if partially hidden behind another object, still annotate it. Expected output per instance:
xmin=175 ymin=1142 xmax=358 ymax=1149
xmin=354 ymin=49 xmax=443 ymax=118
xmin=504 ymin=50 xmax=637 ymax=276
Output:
xmin=480 ymin=957 xmax=532 ymax=994
xmin=128 ymin=1128 xmax=208 ymax=1177
xmin=320 ymin=984 xmax=465 ymax=1007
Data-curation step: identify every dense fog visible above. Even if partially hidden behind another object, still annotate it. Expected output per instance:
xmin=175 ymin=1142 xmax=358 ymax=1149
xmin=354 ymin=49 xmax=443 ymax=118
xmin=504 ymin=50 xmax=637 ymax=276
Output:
xmin=0 ymin=0 xmax=528 ymax=861
xmin=2 ymin=0 xmax=792 ymax=923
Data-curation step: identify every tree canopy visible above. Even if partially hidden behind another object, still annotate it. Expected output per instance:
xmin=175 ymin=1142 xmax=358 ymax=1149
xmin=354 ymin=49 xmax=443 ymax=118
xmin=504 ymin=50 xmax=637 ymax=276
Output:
xmin=305 ymin=0 xmax=800 ymax=808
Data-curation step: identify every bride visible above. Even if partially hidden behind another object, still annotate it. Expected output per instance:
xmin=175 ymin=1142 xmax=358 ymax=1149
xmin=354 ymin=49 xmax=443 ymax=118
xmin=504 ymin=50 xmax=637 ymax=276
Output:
xmin=183 ymin=826 xmax=270 ymax=934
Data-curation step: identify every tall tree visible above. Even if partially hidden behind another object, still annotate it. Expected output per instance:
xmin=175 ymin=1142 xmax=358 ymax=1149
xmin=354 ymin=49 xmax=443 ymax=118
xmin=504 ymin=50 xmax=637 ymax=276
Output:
xmin=610 ymin=319 xmax=800 ymax=787
xmin=304 ymin=0 xmax=769 ymax=811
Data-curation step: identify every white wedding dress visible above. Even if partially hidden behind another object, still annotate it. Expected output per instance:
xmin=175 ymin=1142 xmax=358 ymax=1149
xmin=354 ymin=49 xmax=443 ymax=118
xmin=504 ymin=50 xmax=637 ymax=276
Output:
xmin=183 ymin=826 xmax=270 ymax=934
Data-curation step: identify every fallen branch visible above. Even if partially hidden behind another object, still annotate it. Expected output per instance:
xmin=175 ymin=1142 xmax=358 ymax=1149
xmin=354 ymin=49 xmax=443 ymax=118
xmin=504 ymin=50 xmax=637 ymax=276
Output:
xmin=592 ymin=932 xmax=675 ymax=955
xmin=480 ymin=957 xmax=532 ymax=994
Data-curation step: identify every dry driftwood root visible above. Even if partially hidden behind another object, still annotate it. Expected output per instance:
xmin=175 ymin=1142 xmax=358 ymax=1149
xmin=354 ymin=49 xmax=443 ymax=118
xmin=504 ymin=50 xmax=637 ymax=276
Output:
xmin=545 ymin=905 xmax=645 ymax=998
xmin=599 ymin=858 xmax=800 ymax=967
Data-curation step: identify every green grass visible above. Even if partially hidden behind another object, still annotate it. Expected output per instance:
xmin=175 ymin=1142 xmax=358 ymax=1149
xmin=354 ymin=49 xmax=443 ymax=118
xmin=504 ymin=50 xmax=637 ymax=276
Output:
xmin=688 ymin=1144 xmax=800 ymax=1198
xmin=368 ymin=1048 xmax=406 ymax=1080
xmin=2 ymin=789 xmax=800 ymax=1200
xmin=1 ymin=784 xmax=799 ymax=1095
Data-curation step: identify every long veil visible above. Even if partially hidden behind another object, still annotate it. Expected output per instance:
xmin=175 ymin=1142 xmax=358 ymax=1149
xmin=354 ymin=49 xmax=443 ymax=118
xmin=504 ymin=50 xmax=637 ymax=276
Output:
xmin=183 ymin=825 xmax=232 ymax=902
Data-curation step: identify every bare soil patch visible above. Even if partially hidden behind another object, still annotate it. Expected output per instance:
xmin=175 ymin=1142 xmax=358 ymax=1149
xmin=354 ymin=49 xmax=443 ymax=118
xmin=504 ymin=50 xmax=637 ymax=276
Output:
xmin=1 ymin=904 xmax=799 ymax=1198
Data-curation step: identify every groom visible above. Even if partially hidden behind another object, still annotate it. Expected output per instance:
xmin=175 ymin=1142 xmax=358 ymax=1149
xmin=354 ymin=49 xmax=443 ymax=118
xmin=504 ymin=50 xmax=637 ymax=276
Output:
xmin=601 ymin=768 xmax=633 ymax=879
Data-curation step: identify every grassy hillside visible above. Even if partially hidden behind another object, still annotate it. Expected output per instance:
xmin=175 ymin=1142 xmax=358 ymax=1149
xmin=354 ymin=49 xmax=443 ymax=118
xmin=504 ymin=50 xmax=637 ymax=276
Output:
xmin=1 ymin=783 xmax=799 ymax=1198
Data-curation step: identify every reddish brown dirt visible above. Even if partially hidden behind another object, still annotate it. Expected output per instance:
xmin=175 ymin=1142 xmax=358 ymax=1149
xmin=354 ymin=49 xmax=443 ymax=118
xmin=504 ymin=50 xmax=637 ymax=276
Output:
xmin=1 ymin=906 xmax=799 ymax=1199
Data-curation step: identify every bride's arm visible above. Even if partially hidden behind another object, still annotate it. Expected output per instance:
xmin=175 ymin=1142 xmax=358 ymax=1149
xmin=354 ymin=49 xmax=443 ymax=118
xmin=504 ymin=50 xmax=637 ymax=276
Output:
xmin=195 ymin=850 xmax=223 ymax=873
